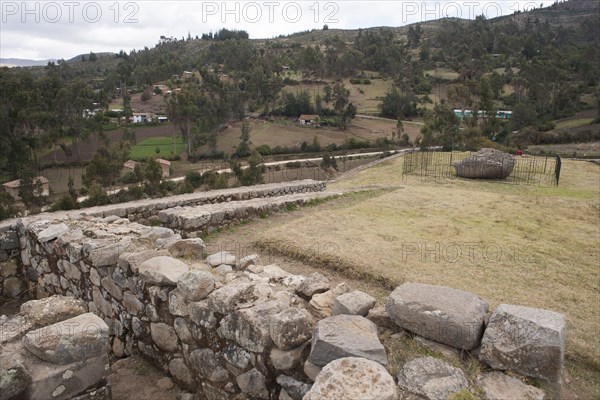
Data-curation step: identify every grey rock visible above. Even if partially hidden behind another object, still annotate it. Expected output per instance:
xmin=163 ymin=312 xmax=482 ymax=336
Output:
xmin=92 ymin=287 xmax=113 ymax=317
xmin=0 ymin=365 xmax=29 ymax=400
xmin=174 ymin=317 xmax=193 ymax=344
xmin=296 ymin=272 xmax=330 ymax=297
xmin=2 ymin=277 xmax=23 ymax=298
xmin=386 ymin=282 xmax=489 ymax=350
xmin=270 ymin=307 xmax=313 ymax=350
xmin=166 ymin=238 xmax=206 ymax=260
xmin=112 ymin=337 xmax=125 ymax=357
xmin=304 ymin=357 xmax=397 ymax=400
xmin=118 ymin=250 xmax=170 ymax=273
xmin=150 ymin=322 xmax=179 ymax=352
xmin=333 ymin=290 xmax=376 ymax=316
xmin=479 ymin=304 xmax=567 ymax=382
xmin=89 ymin=268 xmax=101 ymax=287
xmin=0 ymin=258 xmax=18 ymax=277
xmin=177 ymin=270 xmax=215 ymax=301
xmin=213 ymin=264 xmax=233 ymax=276
xmin=219 ymin=300 xmax=288 ymax=353
xmin=308 ymin=315 xmax=388 ymax=367
xmin=0 ymin=229 xmax=19 ymax=250
xmin=20 ymin=295 xmax=87 ymax=326
xmin=206 ymin=251 xmax=236 ymax=267
xmin=202 ymin=382 xmax=229 ymax=400
xmin=37 ymin=223 xmax=69 ymax=242
xmin=22 ymin=313 xmax=110 ymax=364
xmin=309 ymin=283 xmax=350 ymax=317
xmin=367 ymin=305 xmax=395 ymax=329
xmin=188 ymin=300 xmax=217 ymax=329
xmin=222 ymin=344 xmax=251 ymax=370
xmin=207 ymin=282 xmax=256 ymax=314
xmin=139 ymin=256 xmax=189 ymax=285
xmin=276 ymin=375 xmax=312 ymax=400
xmin=100 ymin=277 xmax=122 ymax=300
xmin=0 ymin=314 xmax=33 ymax=345
xmin=478 ymin=372 xmax=546 ymax=400
xmin=59 ymin=260 xmax=82 ymax=281
xmin=168 ymin=289 xmax=189 ymax=316
xmin=303 ymin=360 xmax=322 ymax=382
xmin=236 ymin=368 xmax=268 ymax=400
xmin=397 ymin=357 xmax=468 ymax=400
xmin=84 ymin=237 xmax=131 ymax=267
xmin=453 ymin=148 xmax=516 ymax=179
xmin=169 ymin=358 xmax=195 ymax=387
xmin=123 ymin=292 xmax=144 ymax=315
xmin=189 ymin=349 xmax=229 ymax=383
xmin=270 ymin=345 xmax=305 ymax=371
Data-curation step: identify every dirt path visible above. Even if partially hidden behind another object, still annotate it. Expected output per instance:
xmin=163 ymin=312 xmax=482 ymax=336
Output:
xmin=109 ymin=355 xmax=181 ymax=400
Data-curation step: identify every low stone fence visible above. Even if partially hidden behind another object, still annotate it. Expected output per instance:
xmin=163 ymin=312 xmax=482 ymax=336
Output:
xmin=1 ymin=214 xmax=566 ymax=399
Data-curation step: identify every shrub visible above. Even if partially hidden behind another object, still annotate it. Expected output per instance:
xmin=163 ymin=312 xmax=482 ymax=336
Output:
xmin=185 ymin=171 xmax=203 ymax=188
xmin=50 ymin=194 xmax=79 ymax=212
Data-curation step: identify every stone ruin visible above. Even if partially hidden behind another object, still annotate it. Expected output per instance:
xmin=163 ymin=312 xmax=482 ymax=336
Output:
xmin=0 ymin=180 xmax=567 ymax=399
xmin=453 ymin=148 xmax=517 ymax=180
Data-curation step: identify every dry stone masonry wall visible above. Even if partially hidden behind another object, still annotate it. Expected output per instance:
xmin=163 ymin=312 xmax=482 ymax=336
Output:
xmin=0 ymin=180 xmax=567 ymax=400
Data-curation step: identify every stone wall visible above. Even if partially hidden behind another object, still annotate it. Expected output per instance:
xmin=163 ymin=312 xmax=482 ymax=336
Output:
xmin=0 ymin=187 xmax=567 ymax=400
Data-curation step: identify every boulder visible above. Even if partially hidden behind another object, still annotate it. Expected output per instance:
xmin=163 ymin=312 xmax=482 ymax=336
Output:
xmin=276 ymin=375 xmax=312 ymax=400
xmin=37 ymin=223 xmax=69 ymax=242
xmin=0 ymin=365 xmax=29 ymax=400
xmin=270 ymin=308 xmax=313 ymax=350
xmin=386 ymin=282 xmax=489 ymax=350
xmin=478 ymin=372 xmax=546 ymax=400
xmin=479 ymin=304 xmax=567 ymax=382
xmin=189 ymin=348 xmax=229 ymax=383
xmin=168 ymin=358 xmax=195 ymax=388
xmin=367 ymin=306 xmax=395 ymax=329
xmin=22 ymin=313 xmax=110 ymax=364
xmin=177 ymin=270 xmax=215 ymax=301
xmin=397 ymin=357 xmax=468 ymax=400
xmin=308 ymin=315 xmax=388 ymax=367
xmin=237 ymin=254 xmax=260 ymax=269
xmin=333 ymin=290 xmax=376 ymax=316
xmin=206 ymin=251 xmax=236 ymax=267
xmin=309 ymin=283 xmax=350 ymax=317
xmin=304 ymin=357 xmax=397 ymax=400
xmin=218 ymin=300 xmax=288 ymax=353
xmin=207 ymin=282 xmax=256 ymax=314
xmin=166 ymin=238 xmax=206 ymax=260
xmin=138 ymin=256 xmax=189 ymax=285
xmin=20 ymin=295 xmax=87 ymax=326
xmin=453 ymin=148 xmax=516 ymax=179
xmin=236 ymin=368 xmax=268 ymax=400
xmin=296 ymin=272 xmax=330 ymax=298
xmin=270 ymin=345 xmax=305 ymax=371
xmin=150 ymin=322 xmax=179 ymax=352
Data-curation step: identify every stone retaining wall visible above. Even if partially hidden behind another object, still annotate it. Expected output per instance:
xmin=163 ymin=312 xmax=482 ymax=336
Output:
xmin=1 ymin=198 xmax=567 ymax=399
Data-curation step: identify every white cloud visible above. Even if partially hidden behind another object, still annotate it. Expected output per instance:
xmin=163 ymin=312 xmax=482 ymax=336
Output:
xmin=0 ymin=1 xmax=541 ymax=60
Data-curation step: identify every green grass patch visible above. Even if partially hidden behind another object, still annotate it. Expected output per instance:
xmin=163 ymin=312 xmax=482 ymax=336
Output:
xmin=555 ymin=118 xmax=594 ymax=129
xmin=130 ymin=136 xmax=183 ymax=160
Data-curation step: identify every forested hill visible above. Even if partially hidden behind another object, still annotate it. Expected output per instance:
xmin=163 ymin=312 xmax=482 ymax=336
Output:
xmin=1 ymin=0 xmax=598 ymax=192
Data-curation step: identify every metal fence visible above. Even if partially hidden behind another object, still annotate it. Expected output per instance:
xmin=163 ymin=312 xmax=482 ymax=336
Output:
xmin=402 ymin=151 xmax=561 ymax=187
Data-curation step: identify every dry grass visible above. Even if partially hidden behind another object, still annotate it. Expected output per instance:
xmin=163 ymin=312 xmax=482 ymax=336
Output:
xmin=204 ymin=156 xmax=599 ymax=397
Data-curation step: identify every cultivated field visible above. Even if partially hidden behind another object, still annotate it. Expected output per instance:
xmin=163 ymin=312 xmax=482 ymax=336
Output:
xmin=205 ymin=156 xmax=600 ymax=398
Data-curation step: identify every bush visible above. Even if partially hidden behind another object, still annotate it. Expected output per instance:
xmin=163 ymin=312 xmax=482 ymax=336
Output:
xmin=50 ymin=194 xmax=79 ymax=212
xmin=177 ymin=181 xmax=195 ymax=194
xmin=121 ymin=171 xmax=139 ymax=184
xmin=185 ymin=171 xmax=203 ymax=188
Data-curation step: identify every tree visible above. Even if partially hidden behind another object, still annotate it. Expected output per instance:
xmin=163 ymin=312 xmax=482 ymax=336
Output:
xmin=380 ymin=87 xmax=418 ymax=119
xmin=232 ymin=150 xmax=264 ymax=186
xmin=141 ymin=90 xmax=151 ymax=104
xmin=144 ymin=158 xmax=162 ymax=185
xmin=236 ymin=121 xmax=252 ymax=158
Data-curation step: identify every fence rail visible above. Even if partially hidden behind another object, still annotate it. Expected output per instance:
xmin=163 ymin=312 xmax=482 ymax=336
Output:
xmin=402 ymin=151 xmax=561 ymax=187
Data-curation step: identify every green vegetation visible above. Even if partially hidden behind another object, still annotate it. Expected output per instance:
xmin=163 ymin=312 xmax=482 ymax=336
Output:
xmin=130 ymin=136 xmax=184 ymax=160
xmin=555 ymin=118 xmax=594 ymax=129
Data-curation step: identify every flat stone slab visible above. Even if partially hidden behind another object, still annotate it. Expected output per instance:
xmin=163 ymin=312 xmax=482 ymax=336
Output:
xmin=304 ymin=357 xmax=397 ymax=400
xmin=308 ymin=314 xmax=388 ymax=367
xmin=206 ymin=251 xmax=237 ymax=267
xmin=138 ymin=256 xmax=190 ymax=285
xmin=479 ymin=304 xmax=567 ymax=382
xmin=333 ymin=290 xmax=376 ymax=316
xmin=37 ymin=223 xmax=69 ymax=242
xmin=20 ymin=295 xmax=88 ymax=326
xmin=22 ymin=313 xmax=110 ymax=365
xmin=397 ymin=357 xmax=468 ymax=400
xmin=386 ymin=282 xmax=489 ymax=350
xmin=478 ymin=372 xmax=546 ymax=400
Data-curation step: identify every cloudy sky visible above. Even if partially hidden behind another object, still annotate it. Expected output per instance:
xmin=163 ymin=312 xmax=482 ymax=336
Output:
xmin=1 ymin=1 xmax=541 ymax=60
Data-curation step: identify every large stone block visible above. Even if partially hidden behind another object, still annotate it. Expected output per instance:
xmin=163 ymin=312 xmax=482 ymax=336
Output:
xmin=206 ymin=251 xmax=236 ymax=267
xmin=304 ymin=357 xmax=397 ymax=400
xmin=308 ymin=315 xmax=388 ymax=367
xmin=150 ymin=322 xmax=179 ymax=352
xmin=177 ymin=270 xmax=215 ymax=301
xmin=332 ymin=290 xmax=376 ymax=316
xmin=22 ymin=313 xmax=110 ymax=365
xmin=478 ymin=372 xmax=546 ymax=400
xmin=20 ymin=295 xmax=88 ymax=326
xmin=138 ymin=256 xmax=189 ymax=285
xmin=479 ymin=304 xmax=567 ymax=382
xmin=269 ymin=307 xmax=313 ymax=350
xmin=218 ymin=300 xmax=288 ymax=353
xmin=386 ymin=282 xmax=489 ymax=350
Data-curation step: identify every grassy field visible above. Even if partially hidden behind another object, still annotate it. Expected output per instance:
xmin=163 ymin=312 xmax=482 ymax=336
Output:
xmin=528 ymin=142 xmax=600 ymax=158
xmin=555 ymin=118 xmax=595 ymax=130
xmin=130 ymin=136 xmax=184 ymax=160
xmin=204 ymin=156 xmax=600 ymax=398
